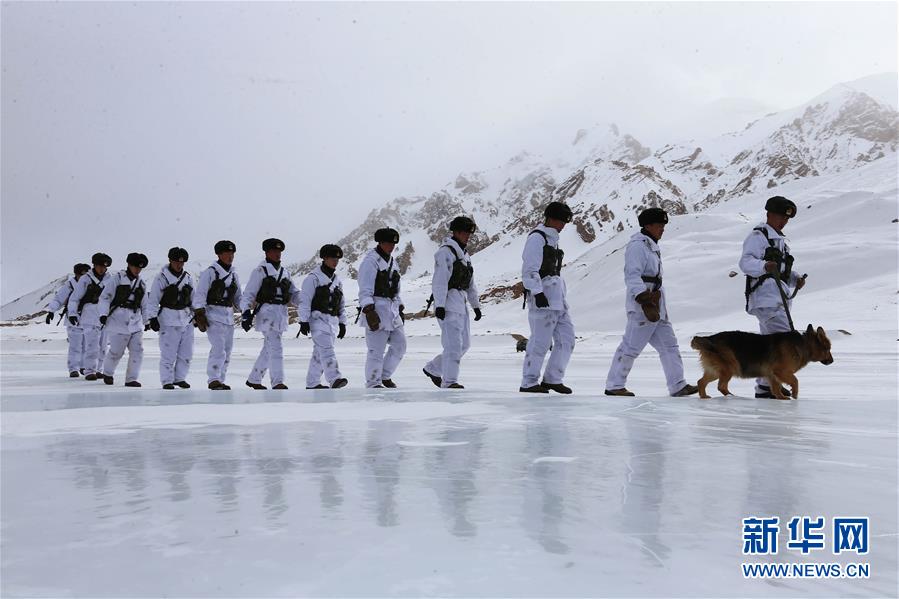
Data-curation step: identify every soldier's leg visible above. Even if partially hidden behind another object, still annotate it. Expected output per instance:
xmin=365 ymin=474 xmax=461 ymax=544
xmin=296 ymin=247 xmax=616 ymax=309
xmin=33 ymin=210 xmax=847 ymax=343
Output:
xmin=82 ymin=325 xmax=102 ymax=375
xmin=158 ymin=326 xmax=178 ymax=385
xmin=102 ymin=332 xmax=128 ymax=376
xmin=124 ymin=331 xmax=144 ymax=383
xmin=544 ymin=310 xmax=576 ymax=385
xmin=67 ymin=325 xmax=84 ymax=373
xmin=266 ymin=331 xmax=285 ymax=386
xmin=647 ymin=320 xmax=688 ymax=395
xmin=753 ymin=307 xmax=792 ymax=393
xmin=306 ymin=338 xmax=324 ymax=388
xmin=424 ymin=319 xmax=450 ymax=379
xmin=206 ymin=321 xmax=227 ymax=383
xmin=248 ymin=333 xmax=270 ymax=385
xmin=99 ymin=328 xmax=109 ymax=369
xmin=381 ymin=327 xmax=407 ymax=381
xmin=364 ymin=328 xmax=389 ymax=388
xmin=440 ymin=312 xmax=466 ymax=387
xmin=174 ymin=325 xmax=194 ymax=383
xmin=221 ymin=323 xmax=234 ymax=383
xmin=605 ymin=314 xmax=656 ymax=391
xmin=311 ymin=321 xmax=340 ymax=385
xmin=521 ymin=309 xmax=556 ymax=388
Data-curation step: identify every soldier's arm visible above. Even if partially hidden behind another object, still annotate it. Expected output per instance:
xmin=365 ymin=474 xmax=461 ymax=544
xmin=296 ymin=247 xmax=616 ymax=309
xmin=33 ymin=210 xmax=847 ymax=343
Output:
xmin=337 ymin=281 xmax=348 ymax=325
xmin=739 ymin=233 xmax=768 ymax=277
xmin=239 ymin=267 xmax=262 ymax=313
xmin=623 ymin=242 xmax=649 ymax=300
xmin=467 ymin=272 xmax=481 ymax=310
xmin=357 ymin=256 xmax=376 ymax=309
xmin=140 ymin=281 xmax=151 ymax=324
xmin=521 ymin=233 xmax=544 ymax=295
xmin=97 ymin=274 xmax=116 ymax=317
xmin=67 ymin=277 xmax=87 ymax=315
xmin=431 ymin=248 xmax=451 ymax=308
xmin=297 ymin=274 xmax=315 ymax=322
xmin=48 ymin=280 xmax=71 ymax=313
xmin=146 ymin=274 xmax=164 ymax=320
xmin=288 ymin=276 xmax=302 ymax=307
xmin=193 ymin=269 xmax=211 ymax=311
xmin=231 ymin=273 xmax=242 ymax=311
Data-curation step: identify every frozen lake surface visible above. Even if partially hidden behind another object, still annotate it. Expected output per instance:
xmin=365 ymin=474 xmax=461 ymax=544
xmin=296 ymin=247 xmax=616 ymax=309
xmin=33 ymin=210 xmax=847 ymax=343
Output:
xmin=2 ymin=333 xmax=897 ymax=597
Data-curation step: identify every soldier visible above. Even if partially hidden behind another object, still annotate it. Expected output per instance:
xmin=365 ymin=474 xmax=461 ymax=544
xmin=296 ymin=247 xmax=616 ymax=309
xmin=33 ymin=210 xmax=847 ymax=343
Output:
xmin=299 ymin=244 xmax=349 ymax=389
xmin=519 ymin=201 xmax=576 ymax=394
xmin=193 ymin=240 xmax=241 ymax=390
xmin=358 ymin=228 xmax=407 ymax=388
xmin=98 ymin=252 xmax=150 ymax=387
xmin=67 ymin=253 xmax=113 ymax=380
xmin=604 ymin=208 xmax=698 ymax=398
xmin=45 ymin=263 xmax=91 ymax=377
xmin=740 ymin=195 xmax=805 ymax=398
xmin=148 ymin=247 xmax=195 ymax=390
xmin=423 ymin=216 xmax=482 ymax=389
xmin=241 ymin=238 xmax=300 ymax=390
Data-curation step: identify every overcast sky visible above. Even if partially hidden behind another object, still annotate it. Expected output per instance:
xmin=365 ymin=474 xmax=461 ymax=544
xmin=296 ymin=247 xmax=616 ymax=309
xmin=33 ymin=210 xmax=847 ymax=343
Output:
xmin=2 ymin=1 xmax=896 ymax=303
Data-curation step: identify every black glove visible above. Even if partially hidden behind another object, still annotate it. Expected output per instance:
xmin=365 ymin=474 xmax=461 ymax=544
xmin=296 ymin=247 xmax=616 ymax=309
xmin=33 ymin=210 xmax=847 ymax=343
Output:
xmin=241 ymin=310 xmax=253 ymax=332
xmin=534 ymin=292 xmax=550 ymax=308
xmin=149 ymin=317 xmax=160 ymax=332
xmin=473 ymin=308 xmax=482 ymax=321
xmin=69 ymin=316 xmax=78 ymax=326
xmin=399 ymin=305 xmax=406 ymax=323
xmin=435 ymin=307 xmax=446 ymax=320
xmin=45 ymin=312 xmax=54 ymax=325
xmin=337 ymin=323 xmax=346 ymax=339
xmin=144 ymin=323 xmax=151 ymax=332
xmin=300 ymin=322 xmax=310 ymax=336
xmin=99 ymin=315 xmax=107 ymax=326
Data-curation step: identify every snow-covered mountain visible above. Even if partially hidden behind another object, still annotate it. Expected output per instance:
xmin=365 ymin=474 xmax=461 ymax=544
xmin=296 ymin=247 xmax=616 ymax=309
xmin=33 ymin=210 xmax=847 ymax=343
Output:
xmin=3 ymin=74 xmax=896 ymax=322
xmin=288 ymin=74 xmax=897 ymax=300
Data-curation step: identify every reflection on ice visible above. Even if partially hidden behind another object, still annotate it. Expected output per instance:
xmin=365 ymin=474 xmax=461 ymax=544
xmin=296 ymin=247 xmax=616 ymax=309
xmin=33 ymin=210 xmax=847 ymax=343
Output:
xmin=2 ymin=389 xmax=897 ymax=597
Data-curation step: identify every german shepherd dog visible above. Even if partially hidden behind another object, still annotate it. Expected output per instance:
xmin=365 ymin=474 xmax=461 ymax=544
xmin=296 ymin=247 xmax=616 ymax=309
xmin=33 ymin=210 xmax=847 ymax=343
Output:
xmin=690 ymin=325 xmax=834 ymax=400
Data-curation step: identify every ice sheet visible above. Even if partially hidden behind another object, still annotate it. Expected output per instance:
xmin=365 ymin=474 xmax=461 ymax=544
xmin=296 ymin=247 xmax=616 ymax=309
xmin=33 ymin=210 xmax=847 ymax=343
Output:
xmin=2 ymin=336 xmax=896 ymax=597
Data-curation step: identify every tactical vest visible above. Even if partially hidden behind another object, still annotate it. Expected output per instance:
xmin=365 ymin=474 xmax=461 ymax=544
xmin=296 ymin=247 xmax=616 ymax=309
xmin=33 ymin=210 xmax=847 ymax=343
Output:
xmin=78 ymin=275 xmax=104 ymax=313
xmin=745 ymin=226 xmax=794 ymax=310
xmin=311 ymin=279 xmax=343 ymax=316
xmin=445 ymin=245 xmax=473 ymax=291
xmin=160 ymin=272 xmax=193 ymax=310
xmin=207 ymin=268 xmax=238 ymax=307
xmin=374 ymin=259 xmax=401 ymax=299
xmin=256 ymin=267 xmax=292 ymax=306
xmin=529 ymin=229 xmax=564 ymax=278
xmin=112 ymin=279 xmax=145 ymax=312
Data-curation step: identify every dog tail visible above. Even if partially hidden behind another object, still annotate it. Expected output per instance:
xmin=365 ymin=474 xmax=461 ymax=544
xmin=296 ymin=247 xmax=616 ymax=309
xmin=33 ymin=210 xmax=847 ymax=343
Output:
xmin=690 ymin=335 xmax=714 ymax=352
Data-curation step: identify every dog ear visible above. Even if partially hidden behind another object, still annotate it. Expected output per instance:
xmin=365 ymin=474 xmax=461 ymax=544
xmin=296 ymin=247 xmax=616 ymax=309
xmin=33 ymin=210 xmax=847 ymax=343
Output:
xmin=806 ymin=324 xmax=814 ymax=334
xmin=816 ymin=326 xmax=826 ymax=337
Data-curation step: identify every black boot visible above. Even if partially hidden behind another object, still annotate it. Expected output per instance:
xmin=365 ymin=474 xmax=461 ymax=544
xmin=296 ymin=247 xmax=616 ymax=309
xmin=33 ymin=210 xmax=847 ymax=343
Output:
xmin=541 ymin=381 xmax=572 ymax=394
xmin=519 ymin=384 xmax=549 ymax=393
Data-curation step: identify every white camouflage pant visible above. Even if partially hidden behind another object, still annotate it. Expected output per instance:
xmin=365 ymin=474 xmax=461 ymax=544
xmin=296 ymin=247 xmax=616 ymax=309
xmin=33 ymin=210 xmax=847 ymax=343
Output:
xmin=605 ymin=313 xmax=687 ymax=395
xmin=102 ymin=330 xmax=144 ymax=383
xmin=364 ymin=327 xmax=407 ymax=387
xmin=158 ymin=325 xmax=194 ymax=385
xmin=307 ymin=320 xmax=342 ymax=387
xmin=424 ymin=310 xmax=470 ymax=387
xmin=82 ymin=325 xmax=108 ymax=376
xmin=65 ymin=324 xmax=85 ymax=373
xmin=751 ymin=306 xmax=792 ymax=392
xmin=520 ymin=308 xmax=575 ymax=388
xmin=206 ymin=321 xmax=235 ymax=384
xmin=249 ymin=330 xmax=285 ymax=386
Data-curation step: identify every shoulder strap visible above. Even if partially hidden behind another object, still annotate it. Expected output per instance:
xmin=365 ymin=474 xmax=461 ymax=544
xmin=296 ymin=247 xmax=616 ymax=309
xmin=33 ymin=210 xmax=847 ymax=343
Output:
xmin=529 ymin=229 xmax=549 ymax=245
xmin=754 ymin=226 xmax=775 ymax=247
xmin=442 ymin=244 xmax=461 ymax=260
